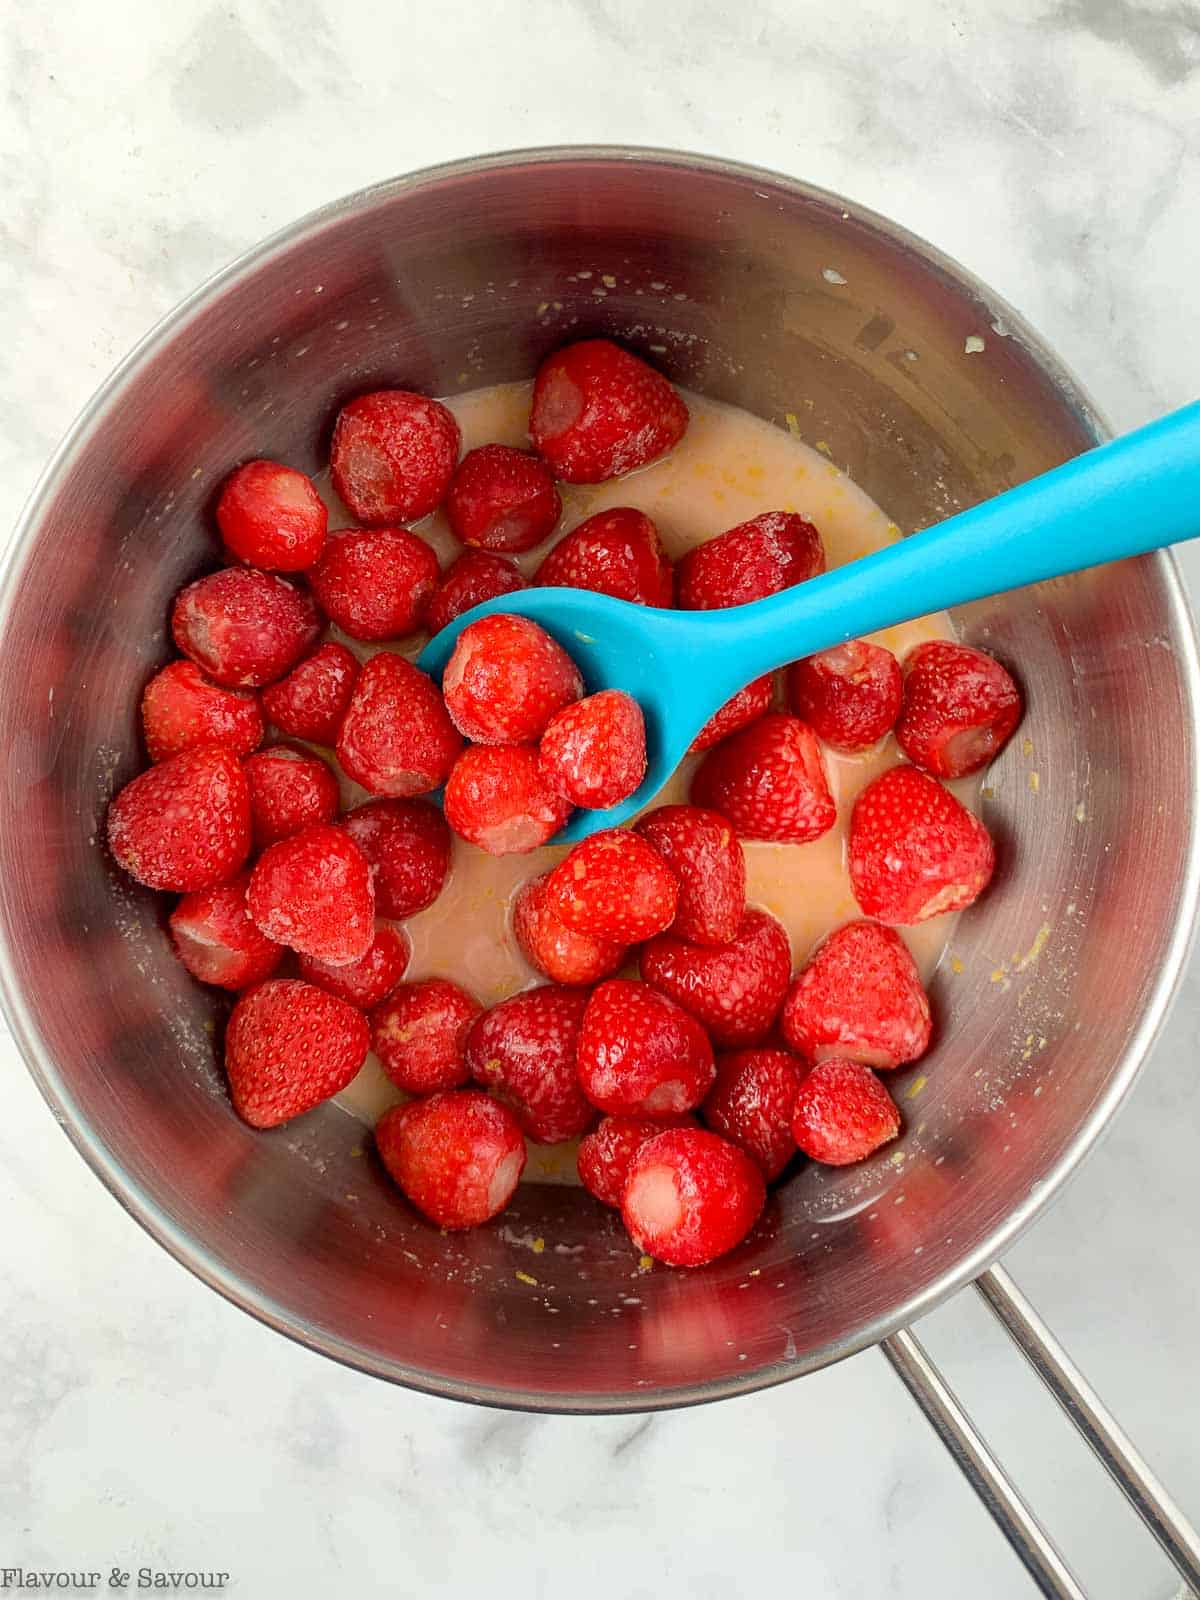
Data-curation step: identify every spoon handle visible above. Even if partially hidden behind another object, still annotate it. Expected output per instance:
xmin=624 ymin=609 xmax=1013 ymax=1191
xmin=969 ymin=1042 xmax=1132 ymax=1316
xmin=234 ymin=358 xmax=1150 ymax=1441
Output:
xmin=720 ymin=398 xmax=1200 ymax=678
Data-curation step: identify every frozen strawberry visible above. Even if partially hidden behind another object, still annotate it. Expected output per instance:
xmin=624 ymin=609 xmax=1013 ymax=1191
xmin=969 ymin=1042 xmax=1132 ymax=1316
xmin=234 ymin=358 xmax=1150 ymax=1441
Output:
xmin=849 ymin=765 xmax=995 ymax=924
xmin=466 ymin=985 xmax=593 ymax=1144
xmin=701 ymin=1049 xmax=806 ymax=1180
xmin=340 ymin=797 xmax=451 ymax=919
xmin=512 ymin=871 xmax=626 ymax=986
xmin=691 ymin=712 xmax=836 ymax=843
xmin=247 ymin=823 xmax=374 ymax=965
xmin=622 ymin=1126 xmax=765 ymax=1266
xmin=307 ymin=526 xmax=439 ymax=642
xmin=530 ymin=339 xmax=689 ymax=483
xmin=546 ymin=829 xmax=677 ymax=943
xmin=169 ymin=872 xmax=282 ymax=990
xmin=297 ymin=925 xmax=410 ymax=1009
xmin=782 ymin=920 xmax=931 ymax=1069
xmin=577 ymin=979 xmax=715 ymax=1116
xmin=445 ymin=443 xmax=561 ymax=552
xmin=107 ymin=745 xmax=251 ymax=893
xmin=225 ymin=978 xmax=370 ymax=1129
xmin=676 ymin=511 xmax=825 ymax=611
xmin=336 ymin=652 xmax=462 ymax=797
xmin=790 ymin=1058 xmax=901 ymax=1165
xmin=171 ymin=567 xmax=321 ymax=688
xmin=641 ymin=909 xmax=791 ymax=1048
xmin=537 ymin=690 xmax=646 ymax=809
xmin=215 ymin=459 xmax=327 ymax=572
xmin=896 ymin=640 xmax=1023 ymax=779
xmin=633 ymin=805 xmax=745 ymax=946
xmin=425 ymin=550 xmax=527 ymax=636
xmin=371 ymin=978 xmax=481 ymax=1095
xmin=443 ymin=745 xmax=572 ymax=854
xmin=141 ymin=659 xmax=263 ymax=764
xmin=442 ymin=613 xmax=582 ymax=745
xmin=689 ymin=674 xmax=774 ymax=754
xmin=787 ymin=639 xmax=902 ymax=752
xmin=243 ymin=744 xmax=340 ymax=848
xmin=375 ymin=1090 xmax=525 ymax=1229
xmin=535 ymin=507 xmax=674 ymax=606
xmin=577 ymin=1113 xmax=696 ymax=1208
xmin=261 ymin=641 xmax=359 ymax=746
xmin=330 ymin=390 xmax=460 ymax=524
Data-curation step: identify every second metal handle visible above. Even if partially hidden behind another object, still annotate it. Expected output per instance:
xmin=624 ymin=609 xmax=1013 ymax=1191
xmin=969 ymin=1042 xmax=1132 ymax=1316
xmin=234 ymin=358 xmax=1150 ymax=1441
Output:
xmin=883 ymin=1263 xmax=1200 ymax=1599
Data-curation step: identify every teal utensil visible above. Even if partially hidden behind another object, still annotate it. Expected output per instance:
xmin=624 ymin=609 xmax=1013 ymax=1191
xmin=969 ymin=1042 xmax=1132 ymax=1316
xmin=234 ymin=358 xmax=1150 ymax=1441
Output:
xmin=419 ymin=401 xmax=1200 ymax=842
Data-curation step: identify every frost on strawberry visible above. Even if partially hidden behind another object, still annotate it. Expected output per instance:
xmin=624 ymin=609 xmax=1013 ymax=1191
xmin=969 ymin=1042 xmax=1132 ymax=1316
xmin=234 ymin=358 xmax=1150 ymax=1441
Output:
xmin=621 ymin=1126 xmax=765 ymax=1267
xmin=530 ymin=340 xmax=688 ymax=483
xmin=225 ymin=979 xmax=370 ymax=1129
xmin=372 ymin=979 xmax=481 ymax=1095
xmin=376 ymin=1091 xmax=526 ymax=1228
xmin=849 ymin=765 xmax=994 ymax=924
xmin=247 ymin=823 xmax=375 ymax=965
xmin=782 ymin=920 xmax=931 ymax=1069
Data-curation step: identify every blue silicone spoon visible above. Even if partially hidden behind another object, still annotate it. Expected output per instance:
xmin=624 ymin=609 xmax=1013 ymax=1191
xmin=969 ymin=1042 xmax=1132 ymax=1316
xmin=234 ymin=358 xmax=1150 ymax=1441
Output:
xmin=419 ymin=400 xmax=1200 ymax=842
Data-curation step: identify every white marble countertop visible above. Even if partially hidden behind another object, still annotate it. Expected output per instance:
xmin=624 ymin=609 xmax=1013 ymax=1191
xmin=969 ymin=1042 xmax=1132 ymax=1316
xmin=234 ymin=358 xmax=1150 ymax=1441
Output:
xmin=2 ymin=3 xmax=1198 ymax=1596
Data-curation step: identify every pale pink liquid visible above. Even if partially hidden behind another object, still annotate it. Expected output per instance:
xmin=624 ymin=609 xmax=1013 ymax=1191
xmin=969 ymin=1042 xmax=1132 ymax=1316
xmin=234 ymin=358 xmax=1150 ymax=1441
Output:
xmin=319 ymin=383 xmax=972 ymax=1179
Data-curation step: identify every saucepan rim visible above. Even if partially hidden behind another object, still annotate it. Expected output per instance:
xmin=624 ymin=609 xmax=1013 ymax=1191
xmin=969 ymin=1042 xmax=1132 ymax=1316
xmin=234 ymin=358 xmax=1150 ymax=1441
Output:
xmin=2 ymin=144 xmax=1198 ymax=1412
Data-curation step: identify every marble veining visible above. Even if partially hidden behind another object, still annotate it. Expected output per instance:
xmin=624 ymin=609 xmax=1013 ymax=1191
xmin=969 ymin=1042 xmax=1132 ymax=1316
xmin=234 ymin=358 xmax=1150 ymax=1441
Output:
xmin=2 ymin=2 xmax=1199 ymax=1596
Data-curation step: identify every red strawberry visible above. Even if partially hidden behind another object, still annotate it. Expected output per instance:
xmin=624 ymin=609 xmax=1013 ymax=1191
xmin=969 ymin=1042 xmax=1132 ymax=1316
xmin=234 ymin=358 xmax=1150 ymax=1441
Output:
xmin=701 ymin=1048 xmax=806 ymax=1180
xmin=107 ymin=745 xmax=251 ymax=892
xmin=689 ymin=674 xmax=774 ymax=753
xmin=375 ymin=1091 xmax=525 ymax=1229
xmin=633 ymin=805 xmax=745 ymax=946
xmin=445 ymin=443 xmax=561 ymax=552
xmin=141 ymin=659 xmax=263 ymax=763
xmin=790 ymin=1058 xmax=901 ymax=1165
xmin=336 ymin=652 xmax=463 ymax=797
xmin=425 ymin=550 xmax=527 ymax=636
xmin=537 ymin=690 xmax=646 ymax=809
xmin=576 ymin=1113 xmax=696 ymax=1208
xmin=443 ymin=745 xmax=571 ymax=855
xmin=215 ymin=459 xmax=327 ymax=572
xmin=782 ymin=920 xmax=931 ymax=1069
xmin=297 ymin=925 xmax=410 ymax=1009
xmin=169 ymin=872 xmax=282 ymax=990
xmin=330 ymin=390 xmax=460 ymax=524
xmin=261 ymin=641 xmax=359 ymax=746
xmin=171 ymin=567 xmax=321 ymax=688
xmin=340 ymin=797 xmax=451 ymax=919
xmin=787 ymin=639 xmax=902 ymax=752
xmin=535 ymin=507 xmax=674 ymax=606
xmin=243 ymin=744 xmax=340 ymax=848
xmin=225 ymin=978 xmax=370 ymax=1129
xmin=849 ymin=765 xmax=995 ymax=924
xmin=896 ymin=640 xmax=1023 ymax=779
xmin=466 ymin=985 xmax=594 ymax=1144
xmin=676 ymin=511 xmax=825 ymax=610
xmin=442 ymin=613 xmax=582 ymax=745
xmin=247 ymin=823 xmax=375 ymax=965
xmin=691 ymin=712 xmax=836 ymax=843
xmin=621 ymin=1126 xmax=765 ymax=1266
xmin=529 ymin=339 xmax=689 ymax=483
xmin=371 ymin=978 xmax=481 ymax=1094
xmin=640 ymin=908 xmax=791 ymax=1047
xmin=512 ymin=871 xmax=626 ymax=986
xmin=577 ymin=979 xmax=715 ymax=1116
xmin=546 ymin=829 xmax=677 ymax=943
xmin=307 ymin=526 xmax=439 ymax=642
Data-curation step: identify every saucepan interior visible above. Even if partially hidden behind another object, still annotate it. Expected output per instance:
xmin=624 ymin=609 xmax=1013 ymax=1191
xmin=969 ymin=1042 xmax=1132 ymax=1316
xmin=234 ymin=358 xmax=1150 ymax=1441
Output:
xmin=1 ymin=148 xmax=1196 ymax=1410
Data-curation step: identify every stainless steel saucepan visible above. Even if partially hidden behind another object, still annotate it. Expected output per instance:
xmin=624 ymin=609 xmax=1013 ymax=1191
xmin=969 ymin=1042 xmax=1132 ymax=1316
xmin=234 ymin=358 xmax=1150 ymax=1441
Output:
xmin=2 ymin=149 xmax=1197 ymax=1598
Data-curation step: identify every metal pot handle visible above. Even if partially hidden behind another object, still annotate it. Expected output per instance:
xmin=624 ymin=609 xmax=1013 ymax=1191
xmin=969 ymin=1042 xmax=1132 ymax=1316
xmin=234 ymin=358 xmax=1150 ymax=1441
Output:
xmin=882 ymin=1264 xmax=1200 ymax=1598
